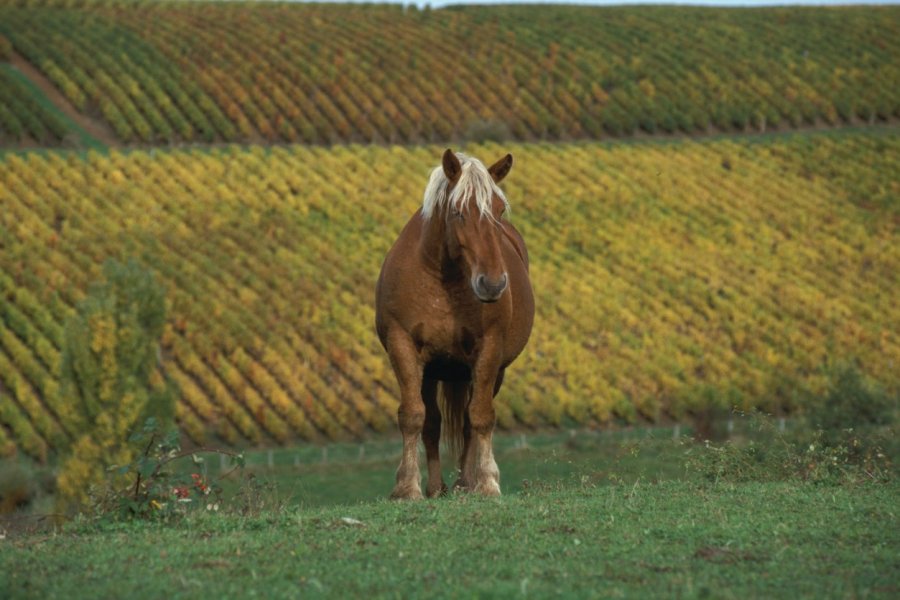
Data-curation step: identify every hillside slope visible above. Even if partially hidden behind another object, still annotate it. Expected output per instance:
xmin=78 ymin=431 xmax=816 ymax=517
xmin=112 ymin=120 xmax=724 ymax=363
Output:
xmin=0 ymin=130 xmax=897 ymax=457
xmin=0 ymin=2 xmax=897 ymax=147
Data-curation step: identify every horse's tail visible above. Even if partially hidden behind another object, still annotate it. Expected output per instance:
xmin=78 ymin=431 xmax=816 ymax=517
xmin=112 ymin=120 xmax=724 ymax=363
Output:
xmin=438 ymin=380 xmax=470 ymax=460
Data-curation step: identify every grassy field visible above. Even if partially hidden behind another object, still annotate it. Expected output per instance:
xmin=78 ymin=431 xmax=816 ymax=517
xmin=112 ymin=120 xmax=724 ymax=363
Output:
xmin=200 ymin=427 xmax=693 ymax=508
xmin=1 ymin=478 xmax=896 ymax=599
xmin=2 ymin=416 xmax=897 ymax=598
xmin=2 ymin=3 xmax=898 ymax=596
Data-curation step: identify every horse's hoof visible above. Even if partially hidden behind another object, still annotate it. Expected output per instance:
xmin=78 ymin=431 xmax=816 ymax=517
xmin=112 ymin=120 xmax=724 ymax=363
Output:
xmin=474 ymin=480 xmax=501 ymax=497
xmin=426 ymin=482 xmax=449 ymax=498
xmin=390 ymin=486 xmax=424 ymax=501
xmin=452 ymin=479 xmax=473 ymax=493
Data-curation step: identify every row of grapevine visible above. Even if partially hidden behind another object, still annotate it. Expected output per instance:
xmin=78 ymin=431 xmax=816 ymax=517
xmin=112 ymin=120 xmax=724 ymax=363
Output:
xmin=0 ymin=130 xmax=897 ymax=457
xmin=0 ymin=7 xmax=225 ymax=144
xmin=1 ymin=2 xmax=898 ymax=147
xmin=0 ymin=64 xmax=68 ymax=144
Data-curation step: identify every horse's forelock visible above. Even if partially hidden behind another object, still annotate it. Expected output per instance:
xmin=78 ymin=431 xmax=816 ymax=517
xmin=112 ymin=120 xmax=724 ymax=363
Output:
xmin=422 ymin=153 xmax=508 ymax=221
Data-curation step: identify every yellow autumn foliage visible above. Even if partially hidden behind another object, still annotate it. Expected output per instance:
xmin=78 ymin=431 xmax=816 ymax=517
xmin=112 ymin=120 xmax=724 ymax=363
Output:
xmin=0 ymin=132 xmax=897 ymax=457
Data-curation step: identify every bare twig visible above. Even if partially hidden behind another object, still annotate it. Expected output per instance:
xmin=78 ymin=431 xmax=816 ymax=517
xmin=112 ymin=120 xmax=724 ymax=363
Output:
xmin=0 ymin=513 xmax=70 ymax=523
xmin=132 ymin=433 xmax=156 ymax=501
xmin=144 ymin=446 xmax=245 ymax=489
xmin=215 ymin=465 xmax=244 ymax=483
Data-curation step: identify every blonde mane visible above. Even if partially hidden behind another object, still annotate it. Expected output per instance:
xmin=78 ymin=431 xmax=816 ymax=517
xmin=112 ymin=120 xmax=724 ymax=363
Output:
xmin=421 ymin=153 xmax=508 ymax=221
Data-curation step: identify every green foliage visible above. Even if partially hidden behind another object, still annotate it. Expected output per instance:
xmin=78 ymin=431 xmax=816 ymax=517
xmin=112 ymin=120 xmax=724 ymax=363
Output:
xmin=87 ymin=417 xmax=245 ymax=521
xmin=60 ymin=259 xmax=171 ymax=432
xmin=0 ymin=459 xmax=59 ymax=525
xmin=50 ymin=416 xmax=249 ymax=523
xmin=0 ymin=461 xmax=38 ymax=514
xmin=0 ymin=65 xmax=70 ymax=144
xmin=682 ymin=411 xmax=895 ymax=486
xmin=56 ymin=258 xmax=174 ymax=512
xmin=807 ymin=364 xmax=897 ymax=432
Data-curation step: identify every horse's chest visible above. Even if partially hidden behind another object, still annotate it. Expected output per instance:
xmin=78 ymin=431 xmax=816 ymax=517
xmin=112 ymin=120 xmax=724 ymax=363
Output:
xmin=409 ymin=291 xmax=485 ymax=362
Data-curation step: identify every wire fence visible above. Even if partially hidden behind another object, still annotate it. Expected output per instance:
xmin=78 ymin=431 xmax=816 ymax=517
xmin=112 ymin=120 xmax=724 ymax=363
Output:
xmin=210 ymin=416 xmax=793 ymax=473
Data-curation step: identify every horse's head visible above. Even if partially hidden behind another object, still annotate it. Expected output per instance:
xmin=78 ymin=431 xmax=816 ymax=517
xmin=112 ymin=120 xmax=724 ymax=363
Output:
xmin=424 ymin=149 xmax=513 ymax=303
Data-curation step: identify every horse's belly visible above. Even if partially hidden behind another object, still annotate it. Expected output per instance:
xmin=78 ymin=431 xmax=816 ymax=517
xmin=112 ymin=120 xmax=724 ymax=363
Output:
xmin=423 ymin=356 xmax=471 ymax=382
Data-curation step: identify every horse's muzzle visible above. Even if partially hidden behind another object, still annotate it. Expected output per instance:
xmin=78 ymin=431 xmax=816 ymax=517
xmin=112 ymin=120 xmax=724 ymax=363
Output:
xmin=473 ymin=273 xmax=508 ymax=303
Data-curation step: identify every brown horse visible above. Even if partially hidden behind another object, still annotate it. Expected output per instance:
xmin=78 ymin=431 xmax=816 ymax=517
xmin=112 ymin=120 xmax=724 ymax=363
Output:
xmin=375 ymin=149 xmax=534 ymax=499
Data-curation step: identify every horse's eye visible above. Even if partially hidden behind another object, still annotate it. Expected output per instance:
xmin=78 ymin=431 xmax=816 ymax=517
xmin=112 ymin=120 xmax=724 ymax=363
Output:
xmin=451 ymin=209 xmax=464 ymax=221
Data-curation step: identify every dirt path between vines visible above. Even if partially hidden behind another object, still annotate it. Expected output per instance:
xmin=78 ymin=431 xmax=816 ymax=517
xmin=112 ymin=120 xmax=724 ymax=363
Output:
xmin=10 ymin=51 xmax=117 ymax=147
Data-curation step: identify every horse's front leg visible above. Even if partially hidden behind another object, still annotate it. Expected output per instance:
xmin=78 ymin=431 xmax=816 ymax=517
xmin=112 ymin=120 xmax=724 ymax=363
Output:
xmin=386 ymin=331 xmax=425 ymax=500
xmin=464 ymin=352 xmax=504 ymax=497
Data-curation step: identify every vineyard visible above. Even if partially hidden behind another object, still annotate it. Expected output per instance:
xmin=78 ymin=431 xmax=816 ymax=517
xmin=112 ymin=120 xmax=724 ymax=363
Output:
xmin=0 ymin=63 xmax=69 ymax=145
xmin=0 ymin=1 xmax=898 ymax=146
xmin=0 ymin=130 xmax=897 ymax=459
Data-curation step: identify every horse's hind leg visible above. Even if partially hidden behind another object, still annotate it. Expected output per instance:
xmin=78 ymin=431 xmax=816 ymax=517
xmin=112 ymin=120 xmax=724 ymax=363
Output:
xmin=422 ymin=378 xmax=447 ymax=498
xmin=453 ymin=413 xmax=473 ymax=492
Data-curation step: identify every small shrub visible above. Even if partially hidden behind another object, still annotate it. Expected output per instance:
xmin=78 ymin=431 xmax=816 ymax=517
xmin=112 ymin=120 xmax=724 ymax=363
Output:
xmin=682 ymin=418 xmax=796 ymax=484
xmin=807 ymin=365 xmax=896 ymax=433
xmin=682 ymin=410 xmax=894 ymax=486
xmin=797 ymin=428 xmax=893 ymax=485
xmin=231 ymin=472 xmax=288 ymax=517
xmin=87 ymin=418 xmax=245 ymax=521
xmin=0 ymin=462 xmax=38 ymax=514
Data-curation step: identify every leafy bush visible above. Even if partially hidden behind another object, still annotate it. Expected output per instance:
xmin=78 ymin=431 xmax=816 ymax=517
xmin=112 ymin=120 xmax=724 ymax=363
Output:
xmin=0 ymin=461 xmax=38 ymax=514
xmin=85 ymin=417 xmax=244 ymax=521
xmin=56 ymin=259 xmax=175 ymax=513
xmin=806 ymin=365 xmax=897 ymax=433
xmin=682 ymin=410 xmax=895 ymax=486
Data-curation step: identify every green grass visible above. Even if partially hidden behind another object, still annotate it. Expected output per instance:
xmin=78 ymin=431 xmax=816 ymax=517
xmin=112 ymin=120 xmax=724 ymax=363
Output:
xmin=2 ymin=423 xmax=897 ymax=598
xmin=1 ymin=480 xmax=896 ymax=599
xmin=197 ymin=427 xmax=694 ymax=508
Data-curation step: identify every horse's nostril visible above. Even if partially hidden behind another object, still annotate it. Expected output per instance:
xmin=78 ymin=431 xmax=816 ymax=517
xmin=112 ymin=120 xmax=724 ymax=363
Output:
xmin=489 ymin=274 xmax=508 ymax=294
xmin=474 ymin=273 xmax=508 ymax=302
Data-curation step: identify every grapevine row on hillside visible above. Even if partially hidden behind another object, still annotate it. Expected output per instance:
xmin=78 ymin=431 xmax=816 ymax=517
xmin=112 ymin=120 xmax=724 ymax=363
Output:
xmin=0 ymin=131 xmax=898 ymax=458
xmin=0 ymin=63 xmax=68 ymax=145
xmin=0 ymin=2 xmax=898 ymax=147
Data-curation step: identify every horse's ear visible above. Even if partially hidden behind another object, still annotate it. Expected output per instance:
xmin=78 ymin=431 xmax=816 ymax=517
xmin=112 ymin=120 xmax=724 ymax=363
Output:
xmin=488 ymin=153 xmax=513 ymax=184
xmin=442 ymin=149 xmax=462 ymax=183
